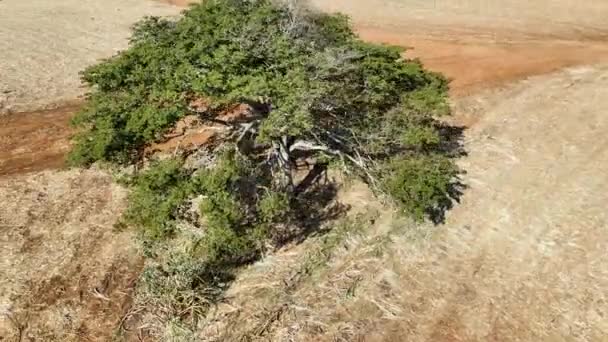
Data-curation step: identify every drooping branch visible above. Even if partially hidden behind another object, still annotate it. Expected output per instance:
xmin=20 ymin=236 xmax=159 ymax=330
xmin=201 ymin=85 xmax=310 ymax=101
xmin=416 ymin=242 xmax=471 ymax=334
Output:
xmin=236 ymin=121 xmax=258 ymax=144
xmin=288 ymin=139 xmax=379 ymax=188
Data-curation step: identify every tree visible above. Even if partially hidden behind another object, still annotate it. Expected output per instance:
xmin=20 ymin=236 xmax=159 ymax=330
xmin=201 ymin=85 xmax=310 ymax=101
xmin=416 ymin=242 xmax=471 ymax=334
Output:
xmin=71 ymin=0 xmax=458 ymax=225
xmin=73 ymin=0 xmax=462 ymax=335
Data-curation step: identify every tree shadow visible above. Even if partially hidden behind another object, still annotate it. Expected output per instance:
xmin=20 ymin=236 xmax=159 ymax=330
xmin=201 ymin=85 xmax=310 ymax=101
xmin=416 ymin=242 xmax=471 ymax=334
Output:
xmin=426 ymin=177 xmax=466 ymax=224
xmin=427 ymin=123 xmax=468 ymax=224
xmin=272 ymin=164 xmax=350 ymax=247
xmin=437 ymin=123 xmax=468 ymax=158
xmin=279 ymin=121 xmax=469 ymax=230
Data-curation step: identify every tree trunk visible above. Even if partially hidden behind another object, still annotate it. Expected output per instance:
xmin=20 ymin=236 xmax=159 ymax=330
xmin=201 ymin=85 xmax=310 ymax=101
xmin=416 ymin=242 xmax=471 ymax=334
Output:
xmin=274 ymin=136 xmax=294 ymax=193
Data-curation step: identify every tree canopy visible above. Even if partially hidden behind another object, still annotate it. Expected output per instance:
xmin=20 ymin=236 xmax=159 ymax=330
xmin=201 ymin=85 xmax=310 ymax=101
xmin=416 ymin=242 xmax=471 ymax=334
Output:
xmin=71 ymin=0 xmax=459 ymax=242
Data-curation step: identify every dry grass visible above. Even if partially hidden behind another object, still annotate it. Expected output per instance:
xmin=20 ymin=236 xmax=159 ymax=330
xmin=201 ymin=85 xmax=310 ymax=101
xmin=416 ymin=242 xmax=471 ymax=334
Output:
xmin=310 ymin=0 xmax=608 ymax=41
xmin=194 ymin=180 xmax=391 ymax=341
xmin=0 ymin=169 xmax=139 ymax=341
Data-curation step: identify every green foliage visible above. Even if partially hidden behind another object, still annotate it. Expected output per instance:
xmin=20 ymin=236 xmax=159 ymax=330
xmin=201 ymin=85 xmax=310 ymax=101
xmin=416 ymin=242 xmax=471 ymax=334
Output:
xmin=124 ymin=159 xmax=192 ymax=240
xmin=380 ymin=154 xmax=459 ymax=221
xmin=69 ymin=0 xmax=353 ymax=164
xmin=123 ymin=149 xmax=294 ymax=266
xmin=72 ymin=0 xmax=460 ymax=220
xmin=70 ymin=0 xmax=449 ymax=167
xmin=201 ymin=223 xmax=266 ymax=265
xmin=259 ymin=191 xmax=290 ymax=223
xmin=194 ymin=151 xmax=263 ymax=263
xmin=193 ymin=150 xmax=294 ymax=264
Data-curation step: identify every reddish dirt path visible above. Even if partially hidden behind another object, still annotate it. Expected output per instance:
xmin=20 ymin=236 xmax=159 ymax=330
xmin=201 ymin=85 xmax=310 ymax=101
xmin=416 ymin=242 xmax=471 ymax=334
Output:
xmin=358 ymin=27 xmax=608 ymax=95
xmin=0 ymin=104 xmax=78 ymax=177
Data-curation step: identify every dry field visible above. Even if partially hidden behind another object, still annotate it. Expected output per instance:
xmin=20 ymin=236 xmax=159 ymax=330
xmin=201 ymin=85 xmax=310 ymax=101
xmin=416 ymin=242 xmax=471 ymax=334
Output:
xmin=0 ymin=0 xmax=179 ymax=114
xmin=1 ymin=0 xmax=608 ymax=341
xmin=0 ymin=169 xmax=136 ymax=341
xmin=311 ymin=0 xmax=608 ymax=41
xmin=311 ymin=0 xmax=608 ymax=94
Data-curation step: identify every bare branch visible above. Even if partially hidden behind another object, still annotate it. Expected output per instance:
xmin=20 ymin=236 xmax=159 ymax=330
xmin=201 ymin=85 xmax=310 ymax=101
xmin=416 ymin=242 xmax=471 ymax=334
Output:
xmin=236 ymin=121 xmax=258 ymax=144
xmin=288 ymin=140 xmax=379 ymax=187
xmin=289 ymin=140 xmax=337 ymax=153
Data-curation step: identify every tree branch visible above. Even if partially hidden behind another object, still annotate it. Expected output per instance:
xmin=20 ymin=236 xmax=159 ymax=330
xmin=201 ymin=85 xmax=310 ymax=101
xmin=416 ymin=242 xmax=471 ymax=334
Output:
xmin=289 ymin=140 xmax=337 ymax=153
xmin=236 ymin=121 xmax=258 ymax=144
xmin=288 ymin=140 xmax=379 ymax=187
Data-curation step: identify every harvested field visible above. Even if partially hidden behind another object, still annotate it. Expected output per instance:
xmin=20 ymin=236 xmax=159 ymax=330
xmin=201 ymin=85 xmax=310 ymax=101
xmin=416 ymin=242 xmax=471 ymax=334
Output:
xmin=310 ymin=0 xmax=608 ymax=41
xmin=0 ymin=0 xmax=179 ymax=114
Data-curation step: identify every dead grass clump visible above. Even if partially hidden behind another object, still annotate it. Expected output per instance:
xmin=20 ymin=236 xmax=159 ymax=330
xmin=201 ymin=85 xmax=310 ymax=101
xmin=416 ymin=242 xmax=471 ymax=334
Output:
xmin=194 ymin=182 xmax=389 ymax=341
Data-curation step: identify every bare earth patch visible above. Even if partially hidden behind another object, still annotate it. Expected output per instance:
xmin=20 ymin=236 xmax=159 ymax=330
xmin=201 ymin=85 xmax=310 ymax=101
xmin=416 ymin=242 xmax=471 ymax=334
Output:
xmin=0 ymin=104 xmax=78 ymax=177
xmin=357 ymin=28 xmax=608 ymax=96
xmin=0 ymin=169 xmax=137 ymax=341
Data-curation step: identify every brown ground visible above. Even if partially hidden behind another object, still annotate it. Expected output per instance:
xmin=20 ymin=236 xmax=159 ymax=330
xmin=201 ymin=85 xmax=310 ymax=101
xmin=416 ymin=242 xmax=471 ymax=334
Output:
xmin=0 ymin=104 xmax=78 ymax=177
xmin=1 ymin=0 xmax=608 ymax=341
xmin=358 ymin=29 xmax=608 ymax=96
xmin=311 ymin=0 xmax=608 ymax=95
xmin=0 ymin=169 xmax=138 ymax=341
